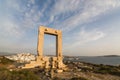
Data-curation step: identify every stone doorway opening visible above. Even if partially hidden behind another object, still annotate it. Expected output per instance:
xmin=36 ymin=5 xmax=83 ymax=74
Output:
xmin=44 ymin=34 xmax=56 ymax=56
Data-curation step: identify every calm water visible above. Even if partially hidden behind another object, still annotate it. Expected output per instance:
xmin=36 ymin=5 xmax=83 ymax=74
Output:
xmin=64 ymin=56 xmax=120 ymax=66
xmin=78 ymin=56 xmax=120 ymax=66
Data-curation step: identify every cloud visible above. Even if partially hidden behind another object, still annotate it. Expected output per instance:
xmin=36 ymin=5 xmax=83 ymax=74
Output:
xmin=66 ymin=28 xmax=106 ymax=48
xmin=29 ymin=0 xmax=35 ymax=4
xmin=0 ymin=0 xmax=42 ymax=38
xmin=0 ymin=0 xmax=23 ymax=38
xmin=1 ymin=0 xmax=119 ymax=38
xmin=1 ymin=0 xmax=120 ymax=38
xmin=0 ymin=20 xmax=23 ymax=37
xmin=51 ymin=0 xmax=82 ymax=15
xmin=0 ymin=0 xmax=53 ymax=52
xmin=21 ymin=0 xmax=53 ymax=28
xmin=50 ymin=0 xmax=120 ymax=31
xmin=78 ymin=28 xmax=105 ymax=41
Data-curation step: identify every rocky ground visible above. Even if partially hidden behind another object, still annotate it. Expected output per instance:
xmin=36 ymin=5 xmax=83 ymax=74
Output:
xmin=53 ymin=60 xmax=120 ymax=80
xmin=0 ymin=53 xmax=120 ymax=80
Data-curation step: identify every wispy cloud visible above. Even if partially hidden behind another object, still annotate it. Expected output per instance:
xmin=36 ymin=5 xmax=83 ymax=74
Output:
xmin=1 ymin=0 xmax=120 ymax=38
xmin=0 ymin=0 xmax=44 ymax=38
xmin=54 ymin=0 xmax=120 ymax=30
xmin=51 ymin=0 xmax=82 ymax=15
xmin=0 ymin=0 xmax=23 ymax=38
xmin=77 ymin=28 xmax=105 ymax=44
xmin=64 ymin=28 xmax=106 ymax=49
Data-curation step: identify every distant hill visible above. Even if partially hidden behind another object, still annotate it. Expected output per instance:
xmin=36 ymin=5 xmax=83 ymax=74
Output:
xmin=102 ymin=55 xmax=120 ymax=57
xmin=0 ymin=52 xmax=17 ymax=56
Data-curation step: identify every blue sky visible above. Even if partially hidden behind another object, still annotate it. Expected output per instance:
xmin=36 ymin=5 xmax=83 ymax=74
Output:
xmin=0 ymin=0 xmax=120 ymax=56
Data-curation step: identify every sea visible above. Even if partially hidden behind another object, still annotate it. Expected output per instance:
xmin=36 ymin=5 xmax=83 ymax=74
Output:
xmin=76 ymin=56 xmax=120 ymax=66
xmin=79 ymin=56 xmax=120 ymax=66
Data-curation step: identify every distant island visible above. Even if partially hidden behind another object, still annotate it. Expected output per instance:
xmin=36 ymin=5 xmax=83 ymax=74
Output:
xmin=102 ymin=55 xmax=120 ymax=57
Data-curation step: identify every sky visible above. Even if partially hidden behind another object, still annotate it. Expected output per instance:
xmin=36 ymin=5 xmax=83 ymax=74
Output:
xmin=0 ymin=0 xmax=120 ymax=56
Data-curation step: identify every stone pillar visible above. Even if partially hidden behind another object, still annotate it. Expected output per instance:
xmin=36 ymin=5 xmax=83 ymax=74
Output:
xmin=56 ymin=31 xmax=62 ymax=58
xmin=37 ymin=27 xmax=44 ymax=57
